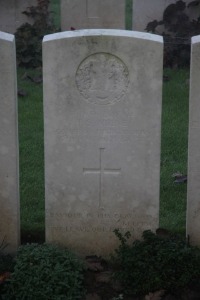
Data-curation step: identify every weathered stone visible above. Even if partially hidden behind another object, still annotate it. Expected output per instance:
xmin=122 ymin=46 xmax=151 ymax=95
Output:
xmin=187 ymin=35 xmax=200 ymax=246
xmin=61 ymin=0 xmax=125 ymax=31
xmin=0 ymin=0 xmax=37 ymax=34
xmin=0 ymin=32 xmax=20 ymax=253
xmin=43 ymin=29 xmax=163 ymax=256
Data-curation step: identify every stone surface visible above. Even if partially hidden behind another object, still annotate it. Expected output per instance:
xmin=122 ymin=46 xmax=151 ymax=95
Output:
xmin=0 ymin=0 xmax=36 ymax=33
xmin=0 ymin=32 xmax=20 ymax=253
xmin=187 ymin=35 xmax=200 ymax=246
xmin=61 ymin=0 xmax=125 ymax=31
xmin=43 ymin=29 xmax=163 ymax=256
xmin=132 ymin=0 xmax=200 ymax=33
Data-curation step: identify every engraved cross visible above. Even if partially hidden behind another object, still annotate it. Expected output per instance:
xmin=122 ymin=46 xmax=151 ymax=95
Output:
xmin=83 ymin=148 xmax=121 ymax=208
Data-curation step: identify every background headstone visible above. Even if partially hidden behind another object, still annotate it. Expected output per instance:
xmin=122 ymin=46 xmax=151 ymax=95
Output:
xmin=61 ymin=0 xmax=125 ymax=31
xmin=0 ymin=0 xmax=37 ymax=34
xmin=187 ymin=35 xmax=200 ymax=246
xmin=43 ymin=29 xmax=163 ymax=256
xmin=132 ymin=0 xmax=200 ymax=34
xmin=0 ymin=31 xmax=20 ymax=253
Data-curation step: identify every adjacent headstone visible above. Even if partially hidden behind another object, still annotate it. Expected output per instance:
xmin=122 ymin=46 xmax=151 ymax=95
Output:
xmin=0 ymin=32 xmax=20 ymax=253
xmin=132 ymin=0 xmax=200 ymax=34
xmin=0 ymin=0 xmax=37 ymax=34
xmin=43 ymin=29 xmax=163 ymax=256
xmin=61 ymin=0 xmax=125 ymax=31
xmin=187 ymin=35 xmax=200 ymax=246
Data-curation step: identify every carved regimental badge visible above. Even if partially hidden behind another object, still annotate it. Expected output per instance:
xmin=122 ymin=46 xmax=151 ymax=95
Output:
xmin=76 ymin=52 xmax=129 ymax=105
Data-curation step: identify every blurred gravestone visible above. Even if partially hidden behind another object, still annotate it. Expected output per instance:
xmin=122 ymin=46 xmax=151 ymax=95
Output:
xmin=0 ymin=31 xmax=20 ymax=253
xmin=132 ymin=0 xmax=200 ymax=34
xmin=0 ymin=0 xmax=37 ymax=33
xmin=187 ymin=35 xmax=200 ymax=246
xmin=61 ymin=0 xmax=125 ymax=30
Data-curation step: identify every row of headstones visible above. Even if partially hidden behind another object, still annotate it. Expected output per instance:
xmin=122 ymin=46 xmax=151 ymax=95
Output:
xmin=61 ymin=0 xmax=200 ymax=33
xmin=0 ymin=29 xmax=200 ymax=256
xmin=1 ymin=0 xmax=200 ymax=34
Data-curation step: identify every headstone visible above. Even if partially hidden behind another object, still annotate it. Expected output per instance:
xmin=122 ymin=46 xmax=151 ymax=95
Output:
xmin=61 ymin=0 xmax=125 ymax=31
xmin=187 ymin=35 xmax=200 ymax=246
xmin=0 ymin=32 xmax=20 ymax=253
xmin=132 ymin=0 xmax=200 ymax=34
xmin=43 ymin=29 xmax=163 ymax=256
xmin=0 ymin=0 xmax=37 ymax=34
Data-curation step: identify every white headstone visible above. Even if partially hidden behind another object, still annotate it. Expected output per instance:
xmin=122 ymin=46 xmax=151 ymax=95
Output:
xmin=0 ymin=31 xmax=20 ymax=253
xmin=0 ymin=0 xmax=37 ymax=34
xmin=61 ymin=0 xmax=125 ymax=31
xmin=187 ymin=35 xmax=200 ymax=246
xmin=132 ymin=0 xmax=200 ymax=34
xmin=43 ymin=29 xmax=163 ymax=256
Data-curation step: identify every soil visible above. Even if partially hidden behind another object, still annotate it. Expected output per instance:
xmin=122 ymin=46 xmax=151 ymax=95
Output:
xmin=1 ymin=252 xmax=200 ymax=300
xmin=84 ymin=256 xmax=200 ymax=300
xmin=20 ymin=232 xmax=200 ymax=300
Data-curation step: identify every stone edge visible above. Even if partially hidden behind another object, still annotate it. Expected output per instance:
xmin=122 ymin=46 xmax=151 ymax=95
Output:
xmin=0 ymin=31 xmax=15 ymax=42
xmin=43 ymin=29 xmax=163 ymax=44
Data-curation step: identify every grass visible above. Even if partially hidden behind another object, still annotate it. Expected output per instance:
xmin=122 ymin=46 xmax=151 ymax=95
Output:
xmin=126 ymin=0 xmax=133 ymax=30
xmin=17 ymin=69 xmax=44 ymax=242
xmin=17 ymin=0 xmax=189 ymax=242
xmin=49 ymin=0 xmax=60 ymax=29
xmin=160 ymin=69 xmax=189 ymax=234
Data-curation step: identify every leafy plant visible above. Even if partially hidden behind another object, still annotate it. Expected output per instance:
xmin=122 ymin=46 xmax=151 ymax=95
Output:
xmin=0 ymin=255 xmax=14 ymax=276
xmin=0 ymin=237 xmax=14 ymax=275
xmin=2 ymin=243 xmax=85 ymax=300
xmin=111 ymin=229 xmax=200 ymax=296
xmin=15 ymin=0 xmax=57 ymax=68
xmin=0 ymin=237 xmax=14 ymax=300
xmin=145 ymin=0 xmax=200 ymax=67
xmin=112 ymin=294 xmax=124 ymax=300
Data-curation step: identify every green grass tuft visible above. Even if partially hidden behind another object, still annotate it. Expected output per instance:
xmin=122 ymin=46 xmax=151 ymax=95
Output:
xmin=160 ymin=69 xmax=189 ymax=234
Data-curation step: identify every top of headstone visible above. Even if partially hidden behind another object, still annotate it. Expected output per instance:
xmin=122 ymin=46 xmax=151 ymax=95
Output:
xmin=192 ymin=35 xmax=200 ymax=44
xmin=43 ymin=29 xmax=163 ymax=44
xmin=0 ymin=31 xmax=14 ymax=42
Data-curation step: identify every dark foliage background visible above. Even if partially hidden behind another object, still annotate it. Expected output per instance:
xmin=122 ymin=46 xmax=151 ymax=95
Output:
xmin=146 ymin=0 xmax=200 ymax=67
xmin=15 ymin=0 xmax=58 ymax=68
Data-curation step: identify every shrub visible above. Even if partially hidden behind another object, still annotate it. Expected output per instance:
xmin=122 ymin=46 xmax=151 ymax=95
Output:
xmin=15 ymin=0 xmax=57 ymax=68
xmin=145 ymin=0 xmax=200 ymax=67
xmin=0 ymin=237 xmax=14 ymax=275
xmin=0 ymin=255 xmax=14 ymax=275
xmin=111 ymin=229 xmax=200 ymax=296
xmin=0 ymin=238 xmax=14 ymax=300
xmin=2 ymin=243 xmax=85 ymax=300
